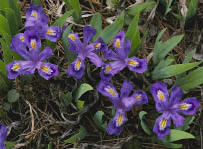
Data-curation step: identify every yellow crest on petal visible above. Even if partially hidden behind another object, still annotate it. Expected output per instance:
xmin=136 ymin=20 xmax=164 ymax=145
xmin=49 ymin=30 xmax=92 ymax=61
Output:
xmin=159 ymin=119 xmax=167 ymax=130
xmin=105 ymin=87 xmax=116 ymax=97
xmin=179 ymin=104 xmax=192 ymax=110
xmin=115 ymin=39 xmax=120 ymax=48
xmin=104 ymin=65 xmax=111 ymax=73
xmin=41 ymin=66 xmax=53 ymax=74
xmin=94 ymin=43 xmax=101 ymax=49
xmin=75 ymin=59 xmax=81 ymax=71
xmin=157 ymin=90 xmax=164 ymax=101
xmin=31 ymin=40 xmax=36 ymax=49
xmin=31 ymin=11 xmax=38 ymax=18
xmin=68 ymin=34 xmax=76 ymax=41
xmin=116 ymin=114 xmax=123 ymax=126
xmin=12 ymin=64 xmax=21 ymax=71
xmin=136 ymin=95 xmax=142 ymax=101
xmin=20 ymin=36 xmax=25 ymax=42
xmin=127 ymin=60 xmax=138 ymax=67
xmin=47 ymin=29 xmax=54 ymax=35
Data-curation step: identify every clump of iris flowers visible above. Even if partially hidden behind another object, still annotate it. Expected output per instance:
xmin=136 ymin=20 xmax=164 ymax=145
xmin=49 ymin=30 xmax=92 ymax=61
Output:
xmin=100 ymin=30 xmax=147 ymax=81
xmin=97 ymin=80 xmax=148 ymax=135
xmin=6 ymin=4 xmax=60 ymax=80
xmin=67 ymin=26 xmax=107 ymax=79
xmin=150 ymin=82 xmax=200 ymax=139
xmin=0 ymin=124 xmax=7 ymax=149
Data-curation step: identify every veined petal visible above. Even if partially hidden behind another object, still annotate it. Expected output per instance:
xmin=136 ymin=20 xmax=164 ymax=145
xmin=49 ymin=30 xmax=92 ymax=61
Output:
xmin=10 ymin=33 xmax=31 ymax=60
xmin=150 ymin=82 xmax=169 ymax=107
xmin=89 ymin=37 xmax=108 ymax=53
xmin=177 ymin=97 xmax=200 ymax=115
xmin=83 ymin=26 xmax=96 ymax=44
xmin=24 ymin=29 xmax=41 ymax=51
xmin=126 ymin=56 xmax=147 ymax=73
xmin=68 ymin=32 xmax=83 ymax=54
xmin=67 ymin=58 xmax=85 ymax=79
xmin=96 ymin=80 xmax=119 ymax=104
xmin=100 ymin=64 xmax=113 ymax=81
xmin=86 ymin=52 xmax=103 ymax=67
xmin=39 ymin=46 xmax=52 ymax=61
xmin=37 ymin=62 xmax=59 ymax=80
xmin=114 ymin=30 xmax=125 ymax=55
xmin=153 ymin=113 xmax=171 ymax=139
xmin=6 ymin=61 xmax=36 ymax=79
xmin=169 ymin=86 xmax=183 ymax=104
xmin=44 ymin=25 xmax=61 ymax=42
xmin=170 ymin=112 xmax=185 ymax=128
xmin=120 ymin=80 xmax=134 ymax=98
xmin=104 ymin=49 xmax=120 ymax=61
xmin=108 ymin=60 xmax=126 ymax=76
xmin=106 ymin=119 xmax=123 ymax=136
xmin=0 ymin=124 xmax=7 ymax=146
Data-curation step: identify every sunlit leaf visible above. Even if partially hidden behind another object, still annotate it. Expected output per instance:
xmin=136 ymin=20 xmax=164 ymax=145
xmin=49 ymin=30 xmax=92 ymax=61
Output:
xmin=75 ymin=83 xmax=93 ymax=100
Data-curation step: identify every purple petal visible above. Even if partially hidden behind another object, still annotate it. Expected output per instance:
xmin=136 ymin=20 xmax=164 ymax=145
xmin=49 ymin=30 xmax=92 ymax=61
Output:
xmin=44 ymin=25 xmax=61 ymax=42
xmin=106 ymin=109 xmax=127 ymax=136
xmin=37 ymin=62 xmax=59 ymax=80
xmin=96 ymin=80 xmax=119 ymax=104
xmin=6 ymin=61 xmax=35 ymax=79
xmin=100 ymin=64 xmax=113 ymax=81
xmin=120 ymin=80 xmax=134 ymax=98
xmin=114 ymin=30 xmax=125 ymax=54
xmin=150 ymin=82 xmax=169 ymax=106
xmin=169 ymin=86 xmax=183 ymax=104
xmin=126 ymin=56 xmax=147 ymax=73
xmin=83 ymin=26 xmax=96 ymax=44
xmin=25 ymin=3 xmax=48 ymax=28
xmin=122 ymin=90 xmax=148 ymax=111
xmin=0 ymin=124 xmax=7 ymax=145
xmin=68 ymin=32 xmax=83 ymax=54
xmin=108 ymin=60 xmax=126 ymax=76
xmin=10 ymin=33 xmax=31 ymax=60
xmin=39 ymin=46 xmax=52 ymax=61
xmin=67 ymin=57 xmax=85 ymax=79
xmin=0 ymin=145 xmax=6 ymax=149
xmin=177 ymin=97 xmax=200 ymax=115
xmin=90 ymin=37 xmax=108 ymax=53
xmin=103 ymin=49 xmax=120 ymax=61
xmin=24 ymin=29 xmax=41 ymax=51
xmin=170 ymin=112 xmax=185 ymax=128
xmin=86 ymin=52 xmax=102 ymax=67
xmin=153 ymin=113 xmax=171 ymax=139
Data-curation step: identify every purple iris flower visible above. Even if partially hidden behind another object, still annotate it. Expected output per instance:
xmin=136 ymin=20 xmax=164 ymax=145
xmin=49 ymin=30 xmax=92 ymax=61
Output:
xmin=0 ymin=124 xmax=7 ymax=149
xmin=150 ymin=82 xmax=200 ymax=139
xmin=6 ymin=29 xmax=58 ymax=80
xmin=97 ymin=80 xmax=148 ymax=135
xmin=25 ymin=4 xmax=61 ymax=42
xmin=67 ymin=26 xmax=107 ymax=79
xmin=101 ymin=30 xmax=147 ymax=80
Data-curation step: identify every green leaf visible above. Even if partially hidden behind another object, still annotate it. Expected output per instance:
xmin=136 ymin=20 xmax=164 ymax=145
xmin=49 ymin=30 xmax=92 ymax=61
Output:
xmin=5 ymin=141 xmax=16 ymax=149
xmin=186 ymin=0 xmax=198 ymax=20
xmin=75 ymin=83 xmax=93 ymax=100
xmin=153 ymin=29 xmax=184 ymax=65
xmin=61 ymin=92 xmax=72 ymax=106
xmin=175 ymin=66 xmax=203 ymax=90
xmin=165 ymin=129 xmax=195 ymax=142
xmin=183 ymin=49 xmax=196 ymax=64
xmin=152 ymin=61 xmax=201 ymax=80
xmin=126 ymin=13 xmax=140 ymax=56
xmin=3 ymin=8 xmax=18 ymax=36
xmin=138 ymin=111 xmax=152 ymax=135
xmin=7 ymin=89 xmax=20 ymax=103
xmin=0 ymin=13 xmax=11 ymax=39
xmin=164 ymin=0 xmax=173 ymax=16
xmin=101 ymin=11 xmax=124 ymax=43
xmin=64 ymin=0 xmax=81 ymax=23
xmin=32 ymin=0 xmax=42 ymax=5
xmin=0 ymin=0 xmax=9 ymax=9
xmin=64 ymin=125 xmax=88 ymax=143
xmin=62 ymin=24 xmax=77 ymax=64
xmin=177 ymin=116 xmax=195 ymax=131
xmin=93 ymin=111 xmax=107 ymax=131
xmin=77 ymin=100 xmax=84 ymax=109
xmin=90 ymin=13 xmax=102 ymax=41
xmin=53 ymin=10 xmax=74 ymax=27
xmin=8 ymin=0 xmax=22 ymax=28
xmin=161 ymin=141 xmax=182 ymax=149
xmin=0 ymin=38 xmax=12 ymax=63
xmin=127 ymin=0 xmax=156 ymax=16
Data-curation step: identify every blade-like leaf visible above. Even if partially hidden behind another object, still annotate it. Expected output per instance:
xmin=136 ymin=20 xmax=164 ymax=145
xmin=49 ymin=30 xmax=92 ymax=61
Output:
xmin=101 ymin=11 xmax=124 ymax=43
xmin=0 ymin=13 xmax=11 ymax=36
xmin=32 ymin=0 xmax=42 ymax=5
xmin=90 ymin=13 xmax=102 ymax=41
xmin=138 ymin=111 xmax=152 ymax=135
xmin=0 ymin=0 xmax=8 ymax=10
xmin=75 ymin=83 xmax=93 ymax=100
xmin=152 ymin=61 xmax=201 ymax=80
xmin=186 ymin=0 xmax=198 ymax=20
xmin=53 ymin=10 xmax=74 ymax=27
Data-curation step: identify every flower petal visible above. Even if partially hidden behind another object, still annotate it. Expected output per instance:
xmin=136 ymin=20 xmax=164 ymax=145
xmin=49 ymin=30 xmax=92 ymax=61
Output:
xmin=169 ymin=86 xmax=183 ymax=104
xmin=153 ymin=113 xmax=171 ymax=139
xmin=39 ymin=46 xmax=52 ymax=61
xmin=0 ymin=124 xmax=7 ymax=145
xmin=120 ymin=80 xmax=134 ymax=98
xmin=171 ymin=112 xmax=185 ymax=128
xmin=126 ymin=56 xmax=147 ymax=73
xmin=83 ymin=26 xmax=96 ymax=44
xmin=96 ymin=80 xmax=119 ymax=104
xmin=104 ymin=49 xmax=120 ymax=61
xmin=177 ymin=97 xmax=200 ymax=115
xmin=100 ymin=64 xmax=113 ymax=81
xmin=86 ymin=52 xmax=103 ymax=67
xmin=37 ymin=62 xmax=59 ymax=80
xmin=108 ymin=60 xmax=126 ymax=76
xmin=44 ymin=25 xmax=61 ymax=42
xmin=6 ymin=61 xmax=35 ymax=79
xmin=68 ymin=32 xmax=83 ymax=54
xmin=90 ymin=37 xmax=108 ymax=53
xmin=67 ymin=57 xmax=85 ymax=79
